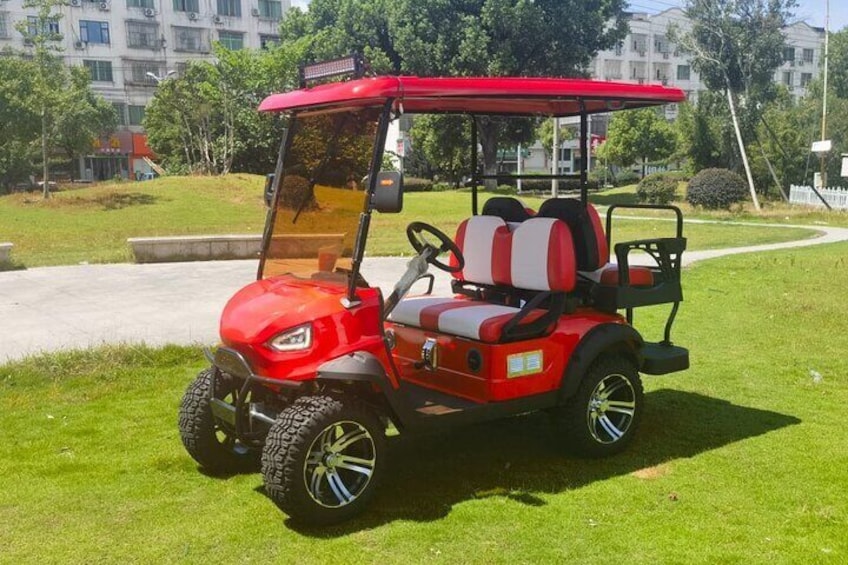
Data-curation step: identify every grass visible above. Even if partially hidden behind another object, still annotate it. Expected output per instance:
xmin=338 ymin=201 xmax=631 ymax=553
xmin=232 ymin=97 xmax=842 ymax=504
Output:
xmin=0 ymin=177 xmax=820 ymax=269
xmin=1 ymin=242 xmax=847 ymax=563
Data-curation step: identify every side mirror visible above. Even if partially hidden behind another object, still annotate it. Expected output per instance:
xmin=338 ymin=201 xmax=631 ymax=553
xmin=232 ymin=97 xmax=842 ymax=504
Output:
xmin=371 ymin=171 xmax=403 ymax=214
xmin=263 ymin=173 xmax=275 ymax=208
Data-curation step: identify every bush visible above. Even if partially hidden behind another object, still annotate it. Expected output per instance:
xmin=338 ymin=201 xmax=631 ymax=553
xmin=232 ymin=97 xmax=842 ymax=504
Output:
xmin=637 ymin=173 xmax=678 ymax=205
xmin=403 ymin=177 xmax=434 ymax=192
xmin=612 ymin=170 xmax=641 ymax=187
xmin=686 ymin=168 xmax=748 ymax=210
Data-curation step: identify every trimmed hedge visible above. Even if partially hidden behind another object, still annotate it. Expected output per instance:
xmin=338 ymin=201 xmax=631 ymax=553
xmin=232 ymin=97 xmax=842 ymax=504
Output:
xmin=686 ymin=168 xmax=748 ymax=210
xmin=637 ymin=173 xmax=678 ymax=205
xmin=403 ymin=177 xmax=434 ymax=192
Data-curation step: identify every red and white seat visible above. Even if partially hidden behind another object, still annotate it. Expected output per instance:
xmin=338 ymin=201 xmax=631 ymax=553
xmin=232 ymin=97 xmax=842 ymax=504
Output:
xmin=536 ymin=199 xmax=654 ymax=287
xmin=388 ymin=216 xmax=576 ymax=343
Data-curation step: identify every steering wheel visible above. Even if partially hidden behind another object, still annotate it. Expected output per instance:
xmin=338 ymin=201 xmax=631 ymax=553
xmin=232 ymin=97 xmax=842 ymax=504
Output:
xmin=406 ymin=222 xmax=465 ymax=273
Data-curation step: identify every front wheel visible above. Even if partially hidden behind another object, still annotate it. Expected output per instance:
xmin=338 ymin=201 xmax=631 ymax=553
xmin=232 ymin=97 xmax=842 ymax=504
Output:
xmin=261 ymin=395 xmax=386 ymax=525
xmin=556 ymin=355 xmax=643 ymax=457
xmin=178 ymin=368 xmax=257 ymax=474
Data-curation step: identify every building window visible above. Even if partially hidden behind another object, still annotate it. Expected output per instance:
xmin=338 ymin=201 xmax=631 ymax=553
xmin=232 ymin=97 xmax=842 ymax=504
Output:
xmin=801 ymin=72 xmax=813 ymax=87
xmin=0 ymin=12 xmax=10 ymax=39
xmin=677 ymin=65 xmax=690 ymax=81
xmin=631 ymin=34 xmax=647 ymax=55
xmin=782 ymin=71 xmax=793 ymax=86
xmin=259 ymin=34 xmax=280 ymax=49
xmin=803 ymin=48 xmax=814 ymax=64
xmin=653 ymin=34 xmax=669 ymax=54
xmin=127 ymin=60 xmax=164 ymax=84
xmin=173 ymin=0 xmax=200 ymax=12
xmin=783 ymin=47 xmax=795 ymax=62
xmin=258 ymin=0 xmax=282 ymax=19
xmin=218 ymin=30 xmax=243 ymax=50
xmin=27 ymin=16 xmax=60 ymax=36
xmin=83 ymin=60 xmax=113 ymax=82
xmin=128 ymin=105 xmax=146 ymax=126
xmin=173 ymin=27 xmax=206 ymax=52
xmin=127 ymin=21 xmax=159 ymax=49
xmin=217 ymin=0 xmax=241 ymax=17
xmin=80 ymin=21 xmax=110 ymax=44
xmin=112 ymin=102 xmax=127 ymax=126
xmin=127 ymin=0 xmax=154 ymax=8
xmin=614 ymin=42 xmax=623 ymax=56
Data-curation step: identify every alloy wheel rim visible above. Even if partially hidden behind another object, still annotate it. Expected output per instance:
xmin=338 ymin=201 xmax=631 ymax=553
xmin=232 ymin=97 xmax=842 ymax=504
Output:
xmin=586 ymin=373 xmax=636 ymax=444
xmin=303 ymin=420 xmax=376 ymax=508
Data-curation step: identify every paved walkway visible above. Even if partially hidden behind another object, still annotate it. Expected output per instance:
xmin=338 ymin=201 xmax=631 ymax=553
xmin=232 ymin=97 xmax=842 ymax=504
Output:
xmin=2 ymin=222 xmax=847 ymax=362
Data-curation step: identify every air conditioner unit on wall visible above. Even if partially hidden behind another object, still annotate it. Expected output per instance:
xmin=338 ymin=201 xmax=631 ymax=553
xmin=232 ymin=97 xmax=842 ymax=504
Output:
xmin=188 ymin=11 xmax=198 ymax=21
xmin=251 ymin=8 xmax=260 ymax=16
xmin=98 ymin=1 xmax=109 ymax=11
xmin=144 ymin=8 xmax=155 ymax=17
xmin=212 ymin=15 xmax=222 ymax=24
xmin=70 ymin=0 xmax=81 ymax=7
xmin=74 ymin=40 xmax=85 ymax=49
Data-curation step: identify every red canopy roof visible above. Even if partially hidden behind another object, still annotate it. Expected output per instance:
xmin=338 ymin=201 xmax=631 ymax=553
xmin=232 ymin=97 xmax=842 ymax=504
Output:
xmin=258 ymin=76 xmax=685 ymax=116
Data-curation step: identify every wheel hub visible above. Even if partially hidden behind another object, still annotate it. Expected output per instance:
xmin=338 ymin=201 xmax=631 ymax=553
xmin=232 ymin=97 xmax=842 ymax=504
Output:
xmin=303 ymin=420 xmax=377 ymax=508
xmin=586 ymin=373 xmax=637 ymax=445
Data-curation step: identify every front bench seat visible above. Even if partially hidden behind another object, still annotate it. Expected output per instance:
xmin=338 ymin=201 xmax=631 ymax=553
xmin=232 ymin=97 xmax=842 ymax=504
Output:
xmin=388 ymin=216 xmax=575 ymax=343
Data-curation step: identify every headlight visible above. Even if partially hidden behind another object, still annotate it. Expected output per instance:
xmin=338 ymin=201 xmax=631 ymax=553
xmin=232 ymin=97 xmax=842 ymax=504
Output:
xmin=268 ymin=324 xmax=312 ymax=352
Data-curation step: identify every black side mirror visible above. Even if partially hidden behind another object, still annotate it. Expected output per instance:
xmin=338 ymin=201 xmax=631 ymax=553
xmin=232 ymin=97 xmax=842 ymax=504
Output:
xmin=263 ymin=173 xmax=275 ymax=208
xmin=371 ymin=171 xmax=403 ymax=213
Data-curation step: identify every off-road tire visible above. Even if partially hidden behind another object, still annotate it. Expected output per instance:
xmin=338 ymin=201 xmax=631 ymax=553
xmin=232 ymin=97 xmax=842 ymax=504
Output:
xmin=178 ymin=368 xmax=257 ymax=474
xmin=557 ymin=355 xmax=643 ymax=458
xmin=261 ymin=394 xmax=386 ymax=525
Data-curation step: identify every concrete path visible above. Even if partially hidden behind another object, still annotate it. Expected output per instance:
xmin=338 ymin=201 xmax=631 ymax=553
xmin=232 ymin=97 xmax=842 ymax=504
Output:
xmin=2 ymin=222 xmax=847 ymax=363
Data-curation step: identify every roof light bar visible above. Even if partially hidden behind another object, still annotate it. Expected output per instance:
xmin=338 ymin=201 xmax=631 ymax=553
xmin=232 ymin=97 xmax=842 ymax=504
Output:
xmin=300 ymin=54 xmax=366 ymax=87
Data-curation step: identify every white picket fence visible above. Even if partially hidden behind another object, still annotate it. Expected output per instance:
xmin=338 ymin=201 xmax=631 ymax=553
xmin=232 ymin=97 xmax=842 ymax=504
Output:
xmin=789 ymin=185 xmax=848 ymax=210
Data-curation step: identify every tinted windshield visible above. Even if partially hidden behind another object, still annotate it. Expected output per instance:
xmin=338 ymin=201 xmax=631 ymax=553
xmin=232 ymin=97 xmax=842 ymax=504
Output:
xmin=260 ymin=107 xmax=382 ymax=283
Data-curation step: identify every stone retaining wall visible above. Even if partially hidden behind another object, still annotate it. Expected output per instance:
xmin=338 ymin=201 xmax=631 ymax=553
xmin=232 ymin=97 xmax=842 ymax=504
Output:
xmin=0 ymin=243 xmax=12 ymax=265
xmin=128 ymin=235 xmax=262 ymax=263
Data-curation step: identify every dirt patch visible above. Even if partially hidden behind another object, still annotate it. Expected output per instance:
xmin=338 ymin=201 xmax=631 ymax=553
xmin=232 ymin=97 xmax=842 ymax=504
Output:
xmin=631 ymin=462 xmax=671 ymax=480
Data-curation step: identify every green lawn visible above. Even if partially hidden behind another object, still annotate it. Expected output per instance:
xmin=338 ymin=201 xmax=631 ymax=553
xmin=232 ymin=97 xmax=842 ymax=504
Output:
xmin=0 ymin=176 xmax=819 ymax=268
xmin=1 ymin=242 xmax=846 ymax=563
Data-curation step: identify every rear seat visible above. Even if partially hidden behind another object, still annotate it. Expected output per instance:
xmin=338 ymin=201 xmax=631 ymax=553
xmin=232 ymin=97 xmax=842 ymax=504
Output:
xmin=536 ymin=198 xmax=654 ymax=287
xmin=388 ymin=215 xmax=575 ymax=343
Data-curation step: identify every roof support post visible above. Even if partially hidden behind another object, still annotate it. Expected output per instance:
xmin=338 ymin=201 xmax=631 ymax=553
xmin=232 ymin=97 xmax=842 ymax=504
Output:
xmin=471 ymin=116 xmax=479 ymax=215
xmin=579 ymin=100 xmax=589 ymax=205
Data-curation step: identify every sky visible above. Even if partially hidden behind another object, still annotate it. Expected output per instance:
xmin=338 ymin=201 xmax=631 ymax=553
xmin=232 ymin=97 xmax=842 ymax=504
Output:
xmin=289 ymin=0 xmax=848 ymax=31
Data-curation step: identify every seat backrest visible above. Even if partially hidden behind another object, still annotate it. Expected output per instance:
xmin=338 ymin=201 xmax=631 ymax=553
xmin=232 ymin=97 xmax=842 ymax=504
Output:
xmin=481 ymin=197 xmax=535 ymax=224
xmin=451 ymin=215 xmax=575 ymax=293
xmin=537 ymin=198 xmax=609 ymax=272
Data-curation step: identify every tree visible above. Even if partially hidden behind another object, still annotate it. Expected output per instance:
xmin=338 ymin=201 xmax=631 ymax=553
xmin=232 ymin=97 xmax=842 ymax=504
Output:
xmin=15 ymin=0 xmax=68 ymax=198
xmin=672 ymin=0 xmax=798 ymax=211
xmin=145 ymin=45 xmax=300 ymax=174
xmin=410 ymin=115 xmax=472 ymax=185
xmin=535 ymin=119 xmax=573 ymax=160
xmin=279 ymin=0 xmax=629 ymax=186
xmin=0 ymin=54 xmax=40 ymax=191
xmin=602 ymin=108 xmax=677 ymax=177
xmin=828 ymin=26 xmax=848 ymax=100
xmin=55 ymin=67 xmax=117 ymax=179
xmin=674 ymin=91 xmax=734 ymax=173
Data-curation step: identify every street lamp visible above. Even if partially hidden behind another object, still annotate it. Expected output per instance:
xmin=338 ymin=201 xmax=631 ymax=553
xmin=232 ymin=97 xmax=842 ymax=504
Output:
xmin=145 ymin=70 xmax=177 ymax=83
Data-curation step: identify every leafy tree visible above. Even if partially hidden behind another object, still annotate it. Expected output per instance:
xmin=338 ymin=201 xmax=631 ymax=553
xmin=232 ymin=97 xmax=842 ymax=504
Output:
xmin=826 ymin=26 xmax=848 ymax=100
xmin=55 ymin=67 xmax=117 ymax=179
xmin=535 ymin=119 xmax=573 ymax=159
xmin=410 ymin=115 xmax=472 ymax=185
xmin=601 ymin=108 xmax=677 ymax=177
xmin=671 ymin=0 xmax=798 ymax=210
xmin=0 ymin=54 xmax=40 ymax=191
xmin=15 ymin=0 xmax=67 ymax=198
xmin=674 ymin=91 xmax=734 ymax=172
xmin=145 ymin=45 xmax=300 ymax=174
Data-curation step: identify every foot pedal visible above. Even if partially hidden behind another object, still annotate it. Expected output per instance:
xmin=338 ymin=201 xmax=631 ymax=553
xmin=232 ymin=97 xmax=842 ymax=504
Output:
xmin=641 ymin=342 xmax=689 ymax=375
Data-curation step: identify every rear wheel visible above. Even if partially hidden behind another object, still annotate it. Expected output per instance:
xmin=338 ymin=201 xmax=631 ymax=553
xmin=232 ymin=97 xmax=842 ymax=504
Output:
xmin=557 ymin=355 xmax=643 ymax=457
xmin=261 ymin=394 xmax=386 ymax=525
xmin=178 ymin=368 xmax=257 ymax=473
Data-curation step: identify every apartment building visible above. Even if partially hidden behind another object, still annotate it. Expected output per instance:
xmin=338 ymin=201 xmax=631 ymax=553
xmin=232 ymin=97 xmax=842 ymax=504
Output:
xmin=0 ymin=0 xmax=289 ymax=179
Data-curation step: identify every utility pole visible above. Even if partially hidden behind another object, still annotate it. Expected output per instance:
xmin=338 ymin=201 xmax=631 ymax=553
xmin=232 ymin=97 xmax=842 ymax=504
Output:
xmin=820 ymin=0 xmax=830 ymax=189
xmin=516 ymin=143 xmax=522 ymax=193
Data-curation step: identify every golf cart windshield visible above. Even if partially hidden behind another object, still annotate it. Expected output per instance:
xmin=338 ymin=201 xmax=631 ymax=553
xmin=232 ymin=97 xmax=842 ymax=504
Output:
xmin=260 ymin=107 xmax=382 ymax=283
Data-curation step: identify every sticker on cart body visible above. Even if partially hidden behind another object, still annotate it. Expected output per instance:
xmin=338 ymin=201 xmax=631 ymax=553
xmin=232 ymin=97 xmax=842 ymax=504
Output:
xmin=506 ymin=350 xmax=543 ymax=378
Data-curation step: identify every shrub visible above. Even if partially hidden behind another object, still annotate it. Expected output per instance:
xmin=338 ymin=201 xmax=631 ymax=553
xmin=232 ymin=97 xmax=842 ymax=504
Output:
xmin=403 ymin=177 xmax=434 ymax=192
xmin=686 ymin=168 xmax=748 ymax=210
xmin=637 ymin=173 xmax=678 ymax=205
xmin=612 ymin=170 xmax=641 ymax=187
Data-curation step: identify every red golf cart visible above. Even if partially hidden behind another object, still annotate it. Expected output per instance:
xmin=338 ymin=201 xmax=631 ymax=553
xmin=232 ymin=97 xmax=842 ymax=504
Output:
xmin=179 ymin=58 xmax=689 ymax=525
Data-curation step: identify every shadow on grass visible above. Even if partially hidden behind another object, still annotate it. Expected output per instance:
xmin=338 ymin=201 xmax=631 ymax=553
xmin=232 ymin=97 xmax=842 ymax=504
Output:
xmin=283 ymin=389 xmax=799 ymax=536
xmin=96 ymin=192 xmax=159 ymax=211
xmin=0 ymin=261 xmax=27 ymax=272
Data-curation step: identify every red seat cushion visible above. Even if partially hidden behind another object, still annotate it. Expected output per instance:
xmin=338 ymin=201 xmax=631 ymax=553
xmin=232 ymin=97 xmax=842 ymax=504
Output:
xmin=598 ymin=265 xmax=654 ymax=287
xmin=387 ymin=296 xmax=547 ymax=343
